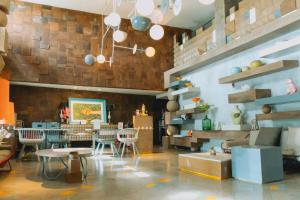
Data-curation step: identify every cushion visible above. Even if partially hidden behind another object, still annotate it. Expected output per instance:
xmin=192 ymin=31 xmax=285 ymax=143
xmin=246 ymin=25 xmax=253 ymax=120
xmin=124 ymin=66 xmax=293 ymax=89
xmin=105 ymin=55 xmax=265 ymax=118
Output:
xmin=0 ymin=150 xmax=11 ymax=157
xmin=255 ymin=127 xmax=282 ymax=146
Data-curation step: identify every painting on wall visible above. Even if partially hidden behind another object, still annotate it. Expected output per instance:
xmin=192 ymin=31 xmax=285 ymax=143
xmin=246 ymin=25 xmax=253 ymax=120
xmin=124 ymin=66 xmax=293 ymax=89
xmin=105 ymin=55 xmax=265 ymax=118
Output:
xmin=68 ymin=98 xmax=107 ymax=124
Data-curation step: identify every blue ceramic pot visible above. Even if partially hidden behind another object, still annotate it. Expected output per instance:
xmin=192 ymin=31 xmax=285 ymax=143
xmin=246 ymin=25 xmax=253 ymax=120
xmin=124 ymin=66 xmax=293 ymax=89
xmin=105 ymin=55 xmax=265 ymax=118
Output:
xmin=231 ymin=67 xmax=242 ymax=75
xmin=131 ymin=16 xmax=151 ymax=32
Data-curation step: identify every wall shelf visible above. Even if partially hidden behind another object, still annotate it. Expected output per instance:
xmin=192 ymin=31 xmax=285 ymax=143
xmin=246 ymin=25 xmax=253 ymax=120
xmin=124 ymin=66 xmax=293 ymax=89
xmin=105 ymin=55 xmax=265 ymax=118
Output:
xmin=176 ymin=108 xmax=207 ymax=115
xmin=260 ymin=36 xmax=300 ymax=59
xmin=164 ymin=9 xmax=300 ymax=88
xmin=219 ymin=60 xmax=298 ymax=84
xmin=171 ymin=87 xmax=200 ymax=96
xmin=170 ymin=118 xmax=194 ymax=125
xmin=156 ymin=92 xmax=168 ymax=99
xmin=169 ymin=80 xmax=189 ymax=89
xmin=228 ymin=89 xmax=272 ymax=103
xmin=256 ymin=111 xmax=300 ymax=121
xmin=255 ymin=93 xmax=300 ymax=105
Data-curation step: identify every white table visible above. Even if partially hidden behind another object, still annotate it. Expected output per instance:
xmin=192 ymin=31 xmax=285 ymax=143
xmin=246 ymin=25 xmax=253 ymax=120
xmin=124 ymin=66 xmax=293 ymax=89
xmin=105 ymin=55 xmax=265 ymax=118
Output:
xmin=36 ymin=148 xmax=92 ymax=181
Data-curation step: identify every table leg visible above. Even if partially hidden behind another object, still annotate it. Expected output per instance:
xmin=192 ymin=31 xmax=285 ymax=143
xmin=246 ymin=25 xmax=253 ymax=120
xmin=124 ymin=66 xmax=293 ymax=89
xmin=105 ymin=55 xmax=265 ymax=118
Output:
xmin=41 ymin=157 xmax=68 ymax=180
xmin=80 ymin=157 xmax=88 ymax=182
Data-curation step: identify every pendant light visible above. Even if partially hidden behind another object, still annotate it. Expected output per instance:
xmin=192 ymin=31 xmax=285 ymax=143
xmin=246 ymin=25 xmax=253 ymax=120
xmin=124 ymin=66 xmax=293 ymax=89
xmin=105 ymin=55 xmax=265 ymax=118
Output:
xmin=105 ymin=12 xmax=121 ymax=27
xmin=136 ymin=0 xmax=155 ymax=16
xmin=150 ymin=24 xmax=164 ymax=40
xmin=149 ymin=9 xmax=164 ymax=24
xmin=198 ymin=0 xmax=215 ymax=5
xmin=113 ymin=30 xmax=128 ymax=43
xmin=145 ymin=47 xmax=156 ymax=57
xmin=96 ymin=54 xmax=106 ymax=64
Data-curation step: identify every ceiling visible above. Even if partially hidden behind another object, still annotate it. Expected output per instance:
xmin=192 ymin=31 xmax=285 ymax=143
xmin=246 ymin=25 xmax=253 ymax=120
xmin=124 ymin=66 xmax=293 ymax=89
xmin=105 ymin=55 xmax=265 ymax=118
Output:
xmin=20 ymin=0 xmax=215 ymax=29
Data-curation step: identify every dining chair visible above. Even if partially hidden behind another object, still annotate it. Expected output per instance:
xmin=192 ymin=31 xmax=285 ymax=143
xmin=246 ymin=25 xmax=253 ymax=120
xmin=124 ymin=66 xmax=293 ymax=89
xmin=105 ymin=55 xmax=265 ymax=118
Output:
xmin=44 ymin=129 xmax=69 ymax=149
xmin=117 ymin=128 xmax=139 ymax=159
xmin=95 ymin=129 xmax=119 ymax=157
xmin=17 ymin=128 xmax=45 ymax=161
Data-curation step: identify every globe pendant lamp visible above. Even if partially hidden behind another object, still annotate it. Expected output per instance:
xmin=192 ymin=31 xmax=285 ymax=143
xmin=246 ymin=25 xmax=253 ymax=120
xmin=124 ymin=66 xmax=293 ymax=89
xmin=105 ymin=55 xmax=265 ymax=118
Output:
xmin=84 ymin=54 xmax=95 ymax=65
xmin=149 ymin=9 xmax=164 ymax=24
xmin=113 ymin=30 xmax=128 ymax=43
xmin=105 ymin=12 xmax=121 ymax=27
xmin=198 ymin=0 xmax=215 ymax=5
xmin=145 ymin=47 xmax=155 ymax=57
xmin=97 ymin=54 xmax=106 ymax=64
xmin=136 ymin=0 xmax=155 ymax=16
xmin=149 ymin=24 xmax=164 ymax=40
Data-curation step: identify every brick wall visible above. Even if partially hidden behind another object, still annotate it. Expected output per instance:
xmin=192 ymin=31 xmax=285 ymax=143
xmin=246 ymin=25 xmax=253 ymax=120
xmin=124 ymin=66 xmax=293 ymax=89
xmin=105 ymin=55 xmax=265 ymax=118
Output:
xmin=4 ymin=1 xmax=188 ymax=90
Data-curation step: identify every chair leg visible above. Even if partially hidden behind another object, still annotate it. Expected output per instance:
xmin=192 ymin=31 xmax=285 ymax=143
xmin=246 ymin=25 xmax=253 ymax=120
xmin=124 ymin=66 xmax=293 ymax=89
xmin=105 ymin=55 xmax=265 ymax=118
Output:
xmin=35 ymin=144 xmax=40 ymax=162
xmin=113 ymin=144 xmax=119 ymax=157
xmin=18 ymin=144 xmax=26 ymax=161
xmin=133 ymin=143 xmax=140 ymax=157
xmin=100 ymin=143 xmax=105 ymax=156
xmin=51 ymin=143 xmax=55 ymax=149
xmin=95 ymin=142 xmax=101 ymax=155
xmin=110 ymin=143 xmax=115 ymax=157
xmin=121 ymin=143 xmax=126 ymax=159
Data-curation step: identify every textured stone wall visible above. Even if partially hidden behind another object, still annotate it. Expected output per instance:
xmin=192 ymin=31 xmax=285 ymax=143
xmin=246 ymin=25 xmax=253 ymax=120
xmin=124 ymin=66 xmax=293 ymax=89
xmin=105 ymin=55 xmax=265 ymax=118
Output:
xmin=10 ymin=85 xmax=166 ymax=128
xmin=5 ymin=0 xmax=187 ymax=90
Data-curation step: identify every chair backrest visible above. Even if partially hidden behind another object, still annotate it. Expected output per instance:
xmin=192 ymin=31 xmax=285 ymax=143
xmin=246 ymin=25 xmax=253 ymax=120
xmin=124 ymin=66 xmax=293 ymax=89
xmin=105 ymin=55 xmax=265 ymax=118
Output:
xmin=61 ymin=124 xmax=93 ymax=134
xmin=16 ymin=128 xmax=45 ymax=143
xmin=44 ymin=129 xmax=68 ymax=140
xmin=96 ymin=129 xmax=118 ymax=142
xmin=117 ymin=128 xmax=139 ymax=142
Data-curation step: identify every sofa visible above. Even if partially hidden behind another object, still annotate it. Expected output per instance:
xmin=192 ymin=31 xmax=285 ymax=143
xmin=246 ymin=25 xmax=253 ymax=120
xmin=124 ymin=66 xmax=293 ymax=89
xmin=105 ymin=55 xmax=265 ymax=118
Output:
xmin=0 ymin=129 xmax=16 ymax=171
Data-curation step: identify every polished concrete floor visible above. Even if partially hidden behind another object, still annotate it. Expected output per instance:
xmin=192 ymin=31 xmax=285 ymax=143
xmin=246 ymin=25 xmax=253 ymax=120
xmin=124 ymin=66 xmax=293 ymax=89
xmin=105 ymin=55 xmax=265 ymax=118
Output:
xmin=1 ymin=149 xmax=300 ymax=200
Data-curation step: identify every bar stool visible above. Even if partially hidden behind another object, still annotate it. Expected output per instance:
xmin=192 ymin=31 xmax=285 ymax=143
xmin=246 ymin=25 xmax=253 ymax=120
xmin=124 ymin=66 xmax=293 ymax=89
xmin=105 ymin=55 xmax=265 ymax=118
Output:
xmin=17 ymin=128 xmax=45 ymax=161
xmin=95 ymin=129 xmax=119 ymax=157
xmin=117 ymin=128 xmax=139 ymax=159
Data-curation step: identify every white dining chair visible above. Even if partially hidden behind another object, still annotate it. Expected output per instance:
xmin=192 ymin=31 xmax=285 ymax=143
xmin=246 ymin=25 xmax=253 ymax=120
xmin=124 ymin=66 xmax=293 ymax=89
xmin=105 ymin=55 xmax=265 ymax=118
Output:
xmin=117 ymin=128 xmax=139 ymax=159
xmin=95 ymin=129 xmax=119 ymax=157
xmin=17 ymin=128 xmax=45 ymax=161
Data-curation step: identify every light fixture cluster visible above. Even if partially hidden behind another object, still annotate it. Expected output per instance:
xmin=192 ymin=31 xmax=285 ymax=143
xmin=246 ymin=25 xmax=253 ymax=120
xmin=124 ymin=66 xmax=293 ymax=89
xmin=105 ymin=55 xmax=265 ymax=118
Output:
xmin=84 ymin=0 xmax=215 ymax=67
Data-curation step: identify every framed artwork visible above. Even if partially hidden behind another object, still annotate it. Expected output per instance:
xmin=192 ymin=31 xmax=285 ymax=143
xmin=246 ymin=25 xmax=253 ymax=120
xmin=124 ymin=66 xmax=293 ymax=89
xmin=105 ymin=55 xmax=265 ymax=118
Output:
xmin=68 ymin=98 xmax=107 ymax=124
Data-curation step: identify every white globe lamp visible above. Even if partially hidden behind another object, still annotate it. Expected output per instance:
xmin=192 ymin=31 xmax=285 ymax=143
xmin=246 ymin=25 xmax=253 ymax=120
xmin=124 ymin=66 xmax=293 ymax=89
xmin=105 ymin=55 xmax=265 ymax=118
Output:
xmin=136 ymin=0 xmax=155 ymax=16
xmin=107 ymin=12 xmax=121 ymax=27
xmin=149 ymin=9 xmax=164 ymax=24
xmin=113 ymin=30 xmax=128 ymax=43
xmin=149 ymin=24 xmax=164 ymax=40
xmin=198 ymin=0 xmax=215 ymax=5
xmin=96 ymin=54 xmax=106 ymax=64
xmin=145 ymin=47 xmax=156 ymax=57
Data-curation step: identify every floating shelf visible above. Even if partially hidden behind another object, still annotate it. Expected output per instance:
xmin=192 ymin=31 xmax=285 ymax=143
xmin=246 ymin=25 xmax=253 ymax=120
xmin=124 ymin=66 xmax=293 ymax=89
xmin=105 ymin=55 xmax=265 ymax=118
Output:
xmin=171 ymin=87 xmax=200 ymax=96
xmin=176 ymin=108 xmax=207 ymax=115
xmin=164 ymin=9 xmax=300 ymax=88
xmin=255 ymin=93 xmax=300 ymax=105
xmin=228 ymin=89 xmax=271 ymax=103
xmin=260 ymin=36 xmax=300 ymax=59
xmin=169 ymin=80 xmax=189 ymax=89
xmin=156 ymin=92 xmax=168 ymax=99
xmin=219 ymin=60 xmax=299 ymax=84
xmin=256 ymin=111 xmax=300 ymax=121
xmin=170 ymin=118 xmax=194 ymax=125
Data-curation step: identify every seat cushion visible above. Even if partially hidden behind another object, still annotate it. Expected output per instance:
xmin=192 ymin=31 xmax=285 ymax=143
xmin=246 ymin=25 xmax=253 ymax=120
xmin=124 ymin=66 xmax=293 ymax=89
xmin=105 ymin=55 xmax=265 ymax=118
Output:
xmin=0 ymin=150 xmax=11 ymax=157
xmin=255 ymin=127 xmax=282 ymax=146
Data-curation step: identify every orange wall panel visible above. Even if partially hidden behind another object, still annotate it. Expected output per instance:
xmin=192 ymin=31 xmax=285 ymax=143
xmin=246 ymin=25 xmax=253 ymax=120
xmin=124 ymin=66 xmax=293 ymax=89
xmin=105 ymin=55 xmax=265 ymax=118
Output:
xmin=0 ymin=77 xmax=9 ymax=124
